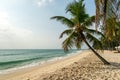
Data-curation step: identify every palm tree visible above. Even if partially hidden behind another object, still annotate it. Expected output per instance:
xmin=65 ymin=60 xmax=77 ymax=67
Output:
xmin=95 ymin=0 xmax=120 ymax=26
xmin=51 ymin=0 xmax=110 ymax=65
xmin=95 ymin=0 xmax=120 ymax=50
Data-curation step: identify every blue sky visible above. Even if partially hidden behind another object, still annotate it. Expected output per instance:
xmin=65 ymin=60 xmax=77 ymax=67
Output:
xmin=0 ymin=0 xmax=95 ymax=49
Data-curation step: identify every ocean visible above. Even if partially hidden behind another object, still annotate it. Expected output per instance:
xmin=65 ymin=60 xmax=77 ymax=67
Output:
xmin=0 ymin=49 xmax=82 ymax=74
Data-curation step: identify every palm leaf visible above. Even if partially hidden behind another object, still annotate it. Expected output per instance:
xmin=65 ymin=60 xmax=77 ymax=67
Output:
xmin=86 ymin=32 xmax=103 ymax=49
xmin=50 ymin=16 xmax=74 ymax=28
xmin=66 ymin=0 xmax=88 ymax=23
xmin=74 ymin=35 xmax=83 ymax=49
xmin=83 ymin=16 xmax=95 ymax=26
xmin=59 ymin=29 xmax=73 ymax=38
xmin=62 ymin=31 xmax=75 ymax=51
xmin=85 ymin=28 xmax=104 ymax=37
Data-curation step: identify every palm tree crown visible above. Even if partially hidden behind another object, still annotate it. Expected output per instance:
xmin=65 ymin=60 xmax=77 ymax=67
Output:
xmin=51 ymin=0 xmax=101 ymax=51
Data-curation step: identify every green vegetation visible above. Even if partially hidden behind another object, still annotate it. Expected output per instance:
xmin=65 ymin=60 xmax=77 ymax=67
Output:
xmin=51 ymin=0 xmax=110 ymax=64
xmin=95 ymin=0 xmax=120 ymax=50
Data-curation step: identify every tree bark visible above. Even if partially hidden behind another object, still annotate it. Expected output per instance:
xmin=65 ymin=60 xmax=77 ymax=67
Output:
xmin=81 ymin=33 xmax=110 ymax=65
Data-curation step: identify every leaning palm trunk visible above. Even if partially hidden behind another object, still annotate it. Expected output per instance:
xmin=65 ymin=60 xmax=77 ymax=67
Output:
xmin=51 ymin=0 xmax=110 ymax=65
xmin=81 ymin=33 xmax=110 ymax=65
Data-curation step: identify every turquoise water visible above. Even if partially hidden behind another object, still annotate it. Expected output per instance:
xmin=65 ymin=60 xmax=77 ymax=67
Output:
xmin=0 ymin=49 xmax=80 ymax=72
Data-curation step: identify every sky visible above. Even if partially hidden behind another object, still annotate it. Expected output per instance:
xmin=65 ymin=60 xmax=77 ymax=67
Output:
xmin=0 ymin=0 xmax=95 ymax=49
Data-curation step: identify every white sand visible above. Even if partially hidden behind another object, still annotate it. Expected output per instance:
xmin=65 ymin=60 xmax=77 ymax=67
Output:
xmin=38 ymin=50 xmax=120 ymax=80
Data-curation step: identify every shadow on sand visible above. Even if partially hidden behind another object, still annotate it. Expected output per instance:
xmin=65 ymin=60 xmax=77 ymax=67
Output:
xmin=110 ymin=62 xmax=120 ymax=68
xmin=114 ymin=51 xmax=120 ymax=53
xmin=84 ymin=61 xmax=120 ymax=70
xmin=99 ymin=62 xmax=120 ymax=70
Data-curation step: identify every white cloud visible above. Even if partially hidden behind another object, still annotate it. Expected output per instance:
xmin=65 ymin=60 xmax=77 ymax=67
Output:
xmin=36 ymin=0 xmax=55 ymax=7
xmin=0 ymin=11 xmax=37 ymax=49
xmin=0 ymin=11 xmax=33 ymax=39
xmin=0 ymin=11 xmax=60 ymax=49
xmin=0 ymin=12 xmax=10 ymax=26
xmin=0 ymin=11 xmax=61 ymax=49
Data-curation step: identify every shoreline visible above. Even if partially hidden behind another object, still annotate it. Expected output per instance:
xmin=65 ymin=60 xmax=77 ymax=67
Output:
xmin=0 ymin=50 xmax=90 ymax=80
xmin=1 ymin=50 xmax=120 ymax=80
xmin=0 ymin=50 xmax=82 ymax=75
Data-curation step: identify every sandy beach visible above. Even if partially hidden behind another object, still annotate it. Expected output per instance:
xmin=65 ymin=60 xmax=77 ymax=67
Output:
xmin=0 ymin=50 xmax=120 ymax=80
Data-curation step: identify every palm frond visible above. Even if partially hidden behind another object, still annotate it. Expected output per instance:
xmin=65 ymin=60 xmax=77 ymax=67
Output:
xmin=66 ymin=0 xmax=88 ymax=23
xmin=85 ymin=28 xmax=104 ymax=37
xmin=51 ymin=16 xmax=74 ymax=28
xmin=62 ymin=31 xmax=75 ymax=51
xmin=74 ymin=36 xmax=83 ymax=49
xmin=59 ymin=29 xmax=73 ymax=38
xmin=66 ymin=1 xmax=78 ymax=15
xmin=86 ymin=32 xmax=103 ymax=49
xmin=83 ymin=16 xmax=95 ymax=26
